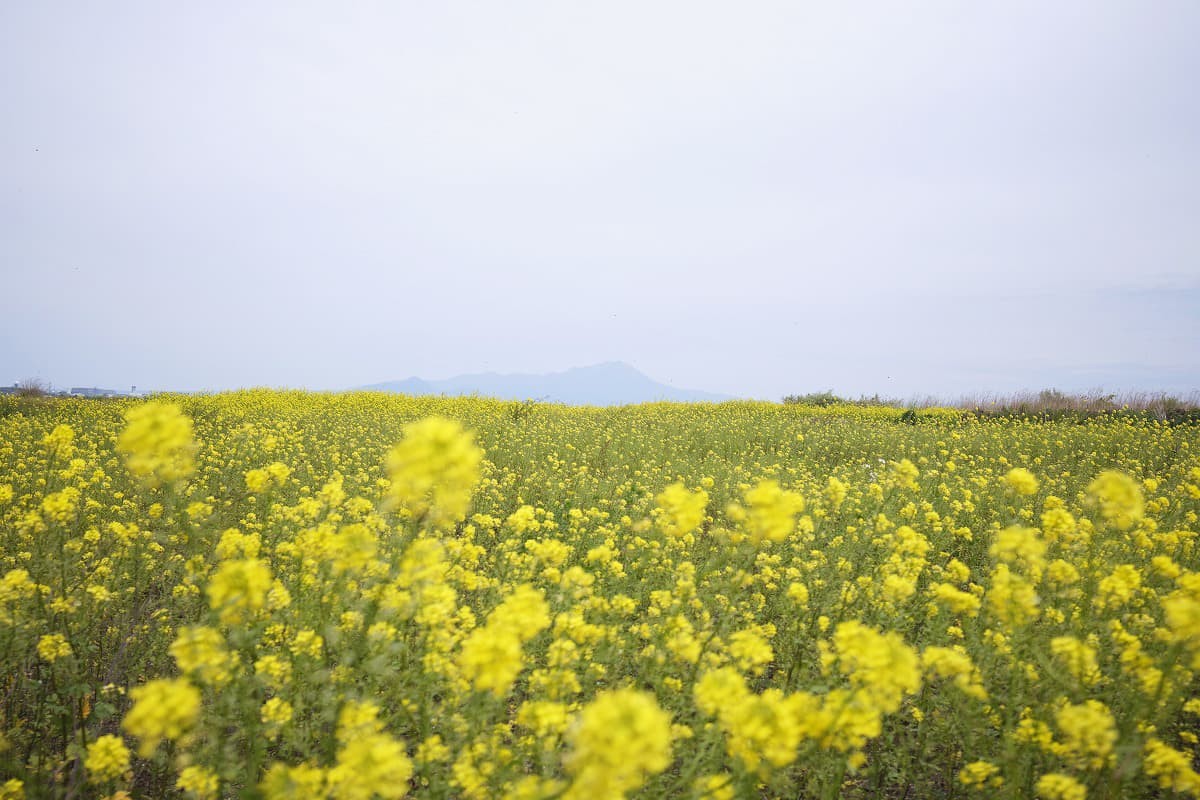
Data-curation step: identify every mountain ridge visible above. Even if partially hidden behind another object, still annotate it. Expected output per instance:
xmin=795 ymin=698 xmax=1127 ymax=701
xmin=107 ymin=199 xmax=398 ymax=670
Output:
xmin=359 ymin=362 xmax=733 ymax=406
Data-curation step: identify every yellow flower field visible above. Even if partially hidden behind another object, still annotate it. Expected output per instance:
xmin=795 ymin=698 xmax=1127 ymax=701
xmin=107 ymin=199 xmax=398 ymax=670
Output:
xmin=1 ymin=391 xmax=1198 ymax=799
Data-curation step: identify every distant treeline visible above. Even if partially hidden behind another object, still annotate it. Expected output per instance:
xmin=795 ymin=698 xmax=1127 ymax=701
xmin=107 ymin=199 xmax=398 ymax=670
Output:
xmin=783 ymin=388 xmax=1200 ymax=424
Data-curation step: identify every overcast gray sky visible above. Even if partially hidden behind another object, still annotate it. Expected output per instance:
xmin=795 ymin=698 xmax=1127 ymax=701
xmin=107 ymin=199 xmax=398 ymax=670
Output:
xmin=2 ymin=2 xmax=1198 ymax=400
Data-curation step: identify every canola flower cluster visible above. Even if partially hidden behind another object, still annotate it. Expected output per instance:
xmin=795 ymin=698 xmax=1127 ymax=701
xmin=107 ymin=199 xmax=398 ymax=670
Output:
xmin=0 ymin=391 xmax=1198 ymax=799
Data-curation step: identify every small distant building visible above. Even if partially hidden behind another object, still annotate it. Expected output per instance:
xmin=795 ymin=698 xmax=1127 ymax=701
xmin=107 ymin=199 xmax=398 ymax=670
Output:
xmin=70 ymin=387 xmax=121 ymax=398
xmin=0 ymin=384 xmax=19 ymax=395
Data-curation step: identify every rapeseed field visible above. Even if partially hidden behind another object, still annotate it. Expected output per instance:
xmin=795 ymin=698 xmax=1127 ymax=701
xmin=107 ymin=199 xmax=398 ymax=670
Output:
xmin=1 ymin=391 xmax=1198 ymax=799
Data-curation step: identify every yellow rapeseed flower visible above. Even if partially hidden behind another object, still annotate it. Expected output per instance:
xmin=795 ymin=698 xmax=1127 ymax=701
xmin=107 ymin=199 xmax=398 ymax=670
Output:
xmin=827 ymin=621 xmax=921 ymax=713
xmin=176 ymin=766 xmax=219 ymax=800
xmin=327 ymin=732 xmax=414 ymax=800
xmin=563 ymin=688 xmax=673 ymax=799
xmin=84 ymin=735 xmax=131 ymax=783
xmin=958 ymin=760 xmax=1003 ymax=789
xmin=891 ymin=459 xmax=920 ymax=490
xmin=459 ymin=624 xmax=524 ymax=697
xmin=41 ymin=424 xmax=75 ymax=460
xmin=726 ymin=480 xmax=805 ymax=545
xmin=1086 ymin=470 xmax=1144 ymax=530
xmin=261 ymin=697 xmax=294 ymax=727
xmin=260 ymin=763 xmax=327 ymax=799
xmin=36 ymin=633 xmax=72 ymax=663
xmin=654 ymin=482 xmax=709 ymax=540
xmin=1049 ymin=637 xmax=1102 ymax=687
xmin=386 ymin=416 xmax=483 ymax=527
xmin=117 ymin=401 xmax=197 ymax=488
xmin=1053 ymin=700 xmax=1116 ymax=770
xmin=170 ymin=626 xmax=236 ymax=685
xmin=1004 ymin=467 xmax=1039 ymax=496
xmin=1143 ymin=738 xmax=1200 ymax=795
xmin=1034 ymin=773 xmax=1087 ymax=800
xmin=206 ymin=558 xmax=272 ymax=626
xmin=122 ymin=678 xmax=201 ymax=756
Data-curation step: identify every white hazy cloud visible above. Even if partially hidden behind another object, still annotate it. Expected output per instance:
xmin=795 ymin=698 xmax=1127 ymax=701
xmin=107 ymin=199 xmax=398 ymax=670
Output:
xmin=2 ymin=2 xmax=1198 ymax=399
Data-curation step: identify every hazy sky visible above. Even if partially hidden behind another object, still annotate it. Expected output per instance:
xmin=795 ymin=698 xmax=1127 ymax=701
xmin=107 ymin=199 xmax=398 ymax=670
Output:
xmin=3 ymin=2 xmax=1198 ymax=400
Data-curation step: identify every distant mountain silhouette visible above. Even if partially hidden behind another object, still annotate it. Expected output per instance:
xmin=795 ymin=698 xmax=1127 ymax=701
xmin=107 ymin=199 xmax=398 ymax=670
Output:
xmin=360 ymin=362 xmax=733 ymax=405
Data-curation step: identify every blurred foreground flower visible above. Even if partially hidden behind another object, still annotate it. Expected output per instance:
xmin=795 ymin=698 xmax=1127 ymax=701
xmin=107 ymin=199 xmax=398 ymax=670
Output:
xmin=386 ymin=416 xmax=483 ymax=527
xmin=117 ymin=401 xmax=196 ymax=488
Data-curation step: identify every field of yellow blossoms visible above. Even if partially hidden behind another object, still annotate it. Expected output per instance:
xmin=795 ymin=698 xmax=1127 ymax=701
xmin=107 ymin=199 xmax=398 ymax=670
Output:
xmin=1 ymin=391 xmax=1198 ymax=799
